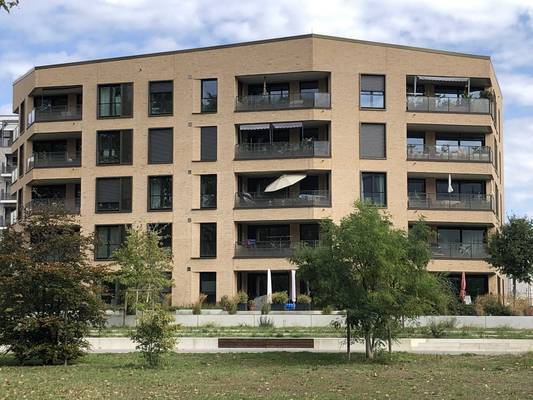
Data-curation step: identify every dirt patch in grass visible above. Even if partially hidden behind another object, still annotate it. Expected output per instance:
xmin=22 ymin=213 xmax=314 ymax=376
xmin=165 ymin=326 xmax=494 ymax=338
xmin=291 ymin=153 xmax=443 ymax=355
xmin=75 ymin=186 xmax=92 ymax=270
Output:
xmin=0 ymin=352 xmax=532 ymax=399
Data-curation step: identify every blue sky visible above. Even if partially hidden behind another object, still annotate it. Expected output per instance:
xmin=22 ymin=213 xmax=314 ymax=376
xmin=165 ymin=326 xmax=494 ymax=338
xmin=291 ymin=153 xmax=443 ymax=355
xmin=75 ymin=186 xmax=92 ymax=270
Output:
xmin=0 ymin=0 xmax=532 ymax=217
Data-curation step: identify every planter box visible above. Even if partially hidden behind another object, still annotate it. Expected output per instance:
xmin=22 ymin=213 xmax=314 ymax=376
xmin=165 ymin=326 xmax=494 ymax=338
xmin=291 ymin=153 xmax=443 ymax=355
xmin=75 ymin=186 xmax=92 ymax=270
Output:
xmin=295 ymin=303 xmax=311 ymax=311
xmin=237 ymin=303 xmax=248 ymax=311
xmin=271 ymin=303 xmax=285 ymax=311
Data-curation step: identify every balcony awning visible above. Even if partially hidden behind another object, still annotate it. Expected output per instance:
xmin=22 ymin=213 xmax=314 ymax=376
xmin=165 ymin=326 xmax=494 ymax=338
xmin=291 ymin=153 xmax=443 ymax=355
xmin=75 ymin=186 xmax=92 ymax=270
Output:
xmin=416 ymin=76 xmax=469 ymax=84
xmin=264 ymin=174 xmax=306 ymax=192
xmin=239 ymin=123 xmax=270 ymax=131
xmin=272 ymin=122 xmax=303 ymax=129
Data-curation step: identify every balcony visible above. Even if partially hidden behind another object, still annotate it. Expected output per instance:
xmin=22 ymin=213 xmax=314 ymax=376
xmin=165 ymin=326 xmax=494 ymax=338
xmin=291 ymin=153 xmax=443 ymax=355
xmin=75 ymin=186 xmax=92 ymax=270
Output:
xmin=235 ymin=141 xmax=330 ymax=160
xmin=26 ymin=198 xmax=80 ymax=214
xmin=406 ymin=96 xmax=491 ymax=114
xmin=0 ymin=137 xmax=12 ymax=148
xmin=234 ymin=239 xmax=319 ymax=258
xmin=1 ymin=163 xmax=14 ymax=176
xmin=408 ymin=193 xmax=492 ymax=211
xmin=28 ymin=85 xmax=83 ymax=125
xmin=0 ymin=215 xmax=6 ymax=228
xmin=431 ymin=242 xmax=488 ymax=259
xmin=29 ymin=104 xmax=82 ymax=124
xmin=236 ymin=92 xmax=331 ymax=112
xmin=0 ymin=190 xmax=16 ymax=202
xmin=407 ymin=144 xmax=491 ymax=163
xmin=28 ymin=151 xmax=81 ymax=170
xmin=235 ymin=190 xmax=330 ymax=208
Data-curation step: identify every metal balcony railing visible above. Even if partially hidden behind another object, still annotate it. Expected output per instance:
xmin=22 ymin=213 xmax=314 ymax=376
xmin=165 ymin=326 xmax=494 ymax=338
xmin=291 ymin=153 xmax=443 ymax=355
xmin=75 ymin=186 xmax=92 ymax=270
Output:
xmin=1 ymin=163 xmax=15 ymax=175
xmin=408 ymin=192 xmax=493 ymax=211
xmin=235 ymin=92 xmax=331 ymax=111
xmin=235 ymin=140 xmax=330 ymax=159
xmin=431 ymin=242 xmax=488 ymax=259
xmin=28 ymin=151 xmax=81 ymax=170
xmin=407 ymin=144 xmax=492 ymax=162
xmin=26 ymin=198 xmax=81 ymax=214
xmin=234 ymin=239 xmax=320 ymax=258
xmin=29 ymin=104 xmax=82 ymax=124
xmin=0 ymin=190 xmax=16 ymax=202
xmin=406 ymin=95 xmax=491 ymax=114
xmin=235 ymin=190 xmax=331 ymax=208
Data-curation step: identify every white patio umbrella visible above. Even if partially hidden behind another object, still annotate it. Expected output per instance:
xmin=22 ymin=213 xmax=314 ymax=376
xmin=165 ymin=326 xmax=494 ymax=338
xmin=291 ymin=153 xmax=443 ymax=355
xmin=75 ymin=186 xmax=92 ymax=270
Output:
xmin=448 ymin=173 xmax=454 ymax=193
xmin=290 ymin=270 xmax=297 ymax=303
xmin=266 ymin=269 xmax=272 ymax=304
xmin=264 ymin=174 xmax=307 ymax=192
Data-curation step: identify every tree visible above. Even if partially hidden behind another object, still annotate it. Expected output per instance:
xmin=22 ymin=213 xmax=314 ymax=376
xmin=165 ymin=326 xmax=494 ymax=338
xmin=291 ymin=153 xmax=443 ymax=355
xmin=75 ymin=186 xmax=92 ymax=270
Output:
xmin=1 ymin=0 xmax=19 ymax=12
xmin=0 ymin=206 xmax=108 ymax=364
xmin=291 ymin=202 xmax=448 ymax=359
xmin=488 ymin=216 xmax=533 ymax=301
xmin=113 ymin=227 xmax=173 ymax=311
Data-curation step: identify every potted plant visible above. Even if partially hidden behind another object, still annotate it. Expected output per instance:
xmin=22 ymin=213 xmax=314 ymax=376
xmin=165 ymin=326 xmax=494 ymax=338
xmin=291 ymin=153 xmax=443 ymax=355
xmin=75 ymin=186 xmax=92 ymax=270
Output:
xmin=235 ymin=291 xmax=249 ymax=311
xmin=271 ymin=291 xmax=288 ymax=311
xmin=296 ymin=294 xmax=312 ymax=311
xmin=248 ymin=299 xmax=256 ymax=311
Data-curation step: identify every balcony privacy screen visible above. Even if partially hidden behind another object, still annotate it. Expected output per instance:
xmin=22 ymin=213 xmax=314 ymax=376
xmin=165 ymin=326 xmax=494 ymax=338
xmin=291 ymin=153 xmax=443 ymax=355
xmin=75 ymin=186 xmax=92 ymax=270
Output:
xmin=148 ymin=128 xmax=173 ymax=163
xmin=360 ymin=123 xmax=386 ymax=158
xmin=201 ymin=126 xmax=217 ymax=161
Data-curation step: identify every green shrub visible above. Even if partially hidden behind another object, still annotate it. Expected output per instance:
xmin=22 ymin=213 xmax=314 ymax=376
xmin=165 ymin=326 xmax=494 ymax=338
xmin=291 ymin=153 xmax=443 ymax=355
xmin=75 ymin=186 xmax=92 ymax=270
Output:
xmin=219 ymin=295 xmax=231 ymax=310
xmin=261 ymin=302 xmax=271 ymax=315
xmin=248 ymin=300 xmax=256 ymax=311
xmin=448 ymin=302 xmax=477 ymax=316
xmin=271 ymin=291 xmax=289 ymax=304
xmin=235 ymin=291 xmax=249 ymax=304
xmin=428 ymin=318 xmax=456 ymax=338
xmin=259 ymin=316 xmax=273 ymax=328
xmin=130 ymin=308 xmax=177 ymax=367
xmin=226 ymin=300 xmax=238 ymax=315
xmin=192 ymin=294 xmax=207 ymax=315
xmin=321 ymin=305 xmax=333 ymax=315
xmin=474 ymin=294 xmax=512 ymax=316
xmin=296 ymin=294 xmax=312 ymax=304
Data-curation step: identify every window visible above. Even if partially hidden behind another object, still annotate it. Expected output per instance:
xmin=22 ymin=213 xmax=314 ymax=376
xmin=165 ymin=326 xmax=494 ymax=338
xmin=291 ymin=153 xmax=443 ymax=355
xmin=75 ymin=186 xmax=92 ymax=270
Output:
xmin=200 ymin=175 xmax=217 ymax=208
xmin=200 ymin=223 xmax=216 ymax=257
xmin=408 ymin=179 xmax=426 ymax=195
xmin=361 ymin=172 xmax=386 ymax=206
xmin=19 ymin=100 xmax=25 ymax=132
xmin=18 ymin=144 xmax=24 ymax=175
xmin=300 ymin=223 xmax=320 ymax=245
xmin=201 ymin=79 xmax=217 ymax=112
xmin=149 ymin=176 xmax=172 ymax=211
xmin=97 ymin=130 xmax=132 ymax=165
xmin=407 ymin=133 xmax=425 ymax=146
xmin=200 ymin=126 xmax=217 ymax=161
xmin=436 ymin=180 xmax=484 ymax=196
xmin=300 ymin=81 xmax=319 ymax=99
xmin=98 ymin=83 xmax=133 ymax=118
xmin=360 ymin=123 xmax=386 ymax=159
xmin=360 ymin=75 xmax=385 ymax=109
xmin=95 ymin=225 xmax=128 ymax=260
xmin=148 ymin=128 xmax=173 ymax=164
xmin=200 ymin=272 xmax=216 ymax=303
xmin=149 ymin=81 xmax=173 ymax=115
xmin=95 ymin=177 xmax=132 ymax=212
xmin=148 ymin=223 xmax=172 ymax=250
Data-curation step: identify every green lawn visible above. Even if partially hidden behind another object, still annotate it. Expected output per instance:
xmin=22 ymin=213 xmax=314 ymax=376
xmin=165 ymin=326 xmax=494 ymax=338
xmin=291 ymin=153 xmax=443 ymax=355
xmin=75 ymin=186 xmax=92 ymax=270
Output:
xmin=0 ymin=352 xmax=532 ymax=399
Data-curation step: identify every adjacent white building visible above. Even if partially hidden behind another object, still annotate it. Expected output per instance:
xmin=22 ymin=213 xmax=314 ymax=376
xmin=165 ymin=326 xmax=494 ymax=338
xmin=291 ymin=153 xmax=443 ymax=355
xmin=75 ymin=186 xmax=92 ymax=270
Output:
xmin=0 ymin=115 xmax=18 ymax=229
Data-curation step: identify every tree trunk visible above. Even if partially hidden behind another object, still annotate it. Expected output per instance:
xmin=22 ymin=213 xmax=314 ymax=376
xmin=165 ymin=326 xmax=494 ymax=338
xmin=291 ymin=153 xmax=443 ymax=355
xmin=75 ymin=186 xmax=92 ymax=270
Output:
xmin=513 ymin=277 xmax=517 ymax=306
xmin=346 ymin=323 xmax=351 ymax=361
xmin=365 ymin=332 xmax=373 ymax=359
xmin=387 ymin=327 xmax=392 ymax=354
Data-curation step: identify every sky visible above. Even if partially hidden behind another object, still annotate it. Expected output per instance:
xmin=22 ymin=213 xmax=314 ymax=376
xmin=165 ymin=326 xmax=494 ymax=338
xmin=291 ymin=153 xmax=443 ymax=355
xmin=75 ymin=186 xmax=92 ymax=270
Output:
xmin=0 ymin=0 xmax=532 ymax=217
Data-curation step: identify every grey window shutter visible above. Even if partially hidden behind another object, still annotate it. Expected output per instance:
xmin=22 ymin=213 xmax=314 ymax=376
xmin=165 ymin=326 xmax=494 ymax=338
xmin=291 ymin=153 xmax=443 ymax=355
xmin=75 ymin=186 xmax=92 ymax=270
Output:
xmin=150 ymin=81 xmax=173 ymax=93
xmin=361 ymin=75 xmax=385 ymax=92
xmin=97 ymin=179 xmax=120 ymax=205
xmin=201 ymin=126 xmax=217 ymax=161
xmin=360 ymin=124 xmax=386 ymax=158
xmin=120 ymin=130 xmax=133 ymax=164
xmin=149 ymin=128 xmax=173 ymax=163
xmin=120 ymin=177 xmax=132 ymax=212
xmin=121 ymin=83 xmax=133 ymax=116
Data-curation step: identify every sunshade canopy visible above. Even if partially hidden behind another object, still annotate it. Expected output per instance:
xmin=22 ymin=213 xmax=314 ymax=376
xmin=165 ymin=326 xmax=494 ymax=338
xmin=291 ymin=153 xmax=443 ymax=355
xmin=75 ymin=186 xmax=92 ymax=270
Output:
xmin=416 ymin=76 xmax=469 ymax=84
xmin=272 ymin=122 xmax=303 ymax=129
xmin=264 ymin=174 xmax=307 ymax=192
xmin=239 ymin=123 xmax=270 ymax=131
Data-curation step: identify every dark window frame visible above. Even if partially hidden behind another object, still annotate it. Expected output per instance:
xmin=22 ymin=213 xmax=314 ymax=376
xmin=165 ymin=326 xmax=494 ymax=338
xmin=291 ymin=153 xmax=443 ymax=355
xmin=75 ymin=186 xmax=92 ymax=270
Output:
xmin=94 ymin=224 xmax=128 ymax=261
xmin=147 ymin=222 xmax=173 ymax=250
xmin=97 ymin=82 xmax=134 ymax=119
xmin=148 ymin=127 xmax=174 ymax=164
xmin=200 ymin=272 xmax=217 ymax=303
xmin=148 ymin=80 xmax=173 ymax=116
xmin=96 ymin=129 xmax=133 ymax=166
xmin=201 ymin=79 xmax=218 ymax=113
xmin=360 ymin=171 xmax=387 ymax=207
xmin=359 ymin=122 xmax=387 ymax=159
xmin=95 ymin=176 xmax=132 ymax=213
xmin=359 ymin=74 xmax=386 ymax=110
xmin=148 ymin=175 xmax=173 ymax=212
xmin=200 ymin=174 xmax=217 ymax=209
xmin=200 ymin=223 xmax=217 ymax=258
xmin=200 ymin=126 xmax=217 ymax=161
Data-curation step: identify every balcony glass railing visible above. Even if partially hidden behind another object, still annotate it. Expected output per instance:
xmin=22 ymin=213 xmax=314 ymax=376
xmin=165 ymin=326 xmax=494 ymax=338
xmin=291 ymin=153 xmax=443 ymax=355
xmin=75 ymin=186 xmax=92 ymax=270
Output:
xmin=27 ymin=198 xmax=80 ymax=214
xmin=234 ymin=239 xmax=320 ymax=258
xmin=235 ymin=190 xmax=331 ymax=208
xmin=408 ymin=192 xmax=493 ymax=211
xmin=235 ymin=141 xmax=330 ymax=159
xmin=235 ymin=92 xmax=331 ymax=111
xmin=406 ymin=95 xmax=491 ymax=114
xmin=431 ymin=242 xmax=488 ymax=259
xmin=407 ymin=144 xmax=492 ymax=162
xmin=1 ymin=163 xmax=15 ymax=175
xmin=0 ymin=191 xmax=16 ymax=201
xmin=28 ymin=151 xmax=81 ymax=170
xmin=29 ymin=104 xmax=82 ymax=124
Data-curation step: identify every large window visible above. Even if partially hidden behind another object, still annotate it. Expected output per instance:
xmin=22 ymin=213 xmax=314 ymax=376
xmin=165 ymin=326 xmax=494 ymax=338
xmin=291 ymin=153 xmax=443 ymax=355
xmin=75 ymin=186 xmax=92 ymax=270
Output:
xmin=200 ymin=223 xmax=216 ymax=257
xmin=201 ymin=79 xmax=217 ymax=113
xmin=149 ymin=176 xmax=173 ymax=211
xmin=97 ymin=130 xmax=132 ymax=165
xmin=95 ymin=225 xmax=128 ymax=260
xmin=360 ymin=123 xmax=386 ymax=159
xmin=361 ymin=172 xmax=386 ymax=206
xmin=148 ymin=223 xmax=172 ymax=250
xmin=200 ymin=126 xmax=217 ymax=161
xmin=200 ymin=175 xmax=217 ymax=209
xmin=436 ymin=180 xmax=485 ymax=197
xmin=98 ymin=83 xmax=133 ymax=118
xmin=200 ymin=272 xmax=216 ymax=304
xmin=149 ymin=81 xmax=173 ymax=116
xmin=148 ymin=128 xmax=173 ymax=164
xmin=360 ymin=75 xmax=385 ymax=109
xmin=95 ymin=177 xmax=132 ymax=212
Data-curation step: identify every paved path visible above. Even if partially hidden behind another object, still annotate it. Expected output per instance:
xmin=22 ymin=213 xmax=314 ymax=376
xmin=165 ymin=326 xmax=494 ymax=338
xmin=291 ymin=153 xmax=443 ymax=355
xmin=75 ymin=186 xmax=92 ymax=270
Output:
xmin=88 ymin=337 xmax=533 ymax=355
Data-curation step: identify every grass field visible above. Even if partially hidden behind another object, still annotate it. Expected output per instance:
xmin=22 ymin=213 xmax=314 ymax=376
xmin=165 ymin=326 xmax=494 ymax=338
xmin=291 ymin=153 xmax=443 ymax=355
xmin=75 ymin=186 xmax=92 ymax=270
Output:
xmin=1 ymin=352 xmax=532 ymax=399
